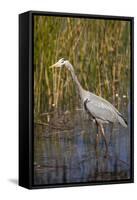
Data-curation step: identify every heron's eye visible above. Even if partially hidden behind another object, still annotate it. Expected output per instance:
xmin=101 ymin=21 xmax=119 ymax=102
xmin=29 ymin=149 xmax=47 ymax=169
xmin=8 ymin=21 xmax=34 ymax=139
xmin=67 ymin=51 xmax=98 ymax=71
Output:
xmin=61 ymin=58 xmax=65 ymax=62
xmin=61 ymin=60 xmax=65 ymax=64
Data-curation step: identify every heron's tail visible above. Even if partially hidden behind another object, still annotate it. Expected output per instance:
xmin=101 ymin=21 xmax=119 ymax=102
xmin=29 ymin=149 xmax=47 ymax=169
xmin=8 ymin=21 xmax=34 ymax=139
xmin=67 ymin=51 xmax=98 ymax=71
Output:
xmin=118 ymin=114 xmax=128 ymax=128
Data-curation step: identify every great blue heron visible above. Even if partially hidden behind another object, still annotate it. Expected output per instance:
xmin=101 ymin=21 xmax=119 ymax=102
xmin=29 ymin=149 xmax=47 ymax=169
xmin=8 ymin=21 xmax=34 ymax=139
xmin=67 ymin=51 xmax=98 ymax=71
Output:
xmin=50 ymin=58 xmax=128 ymax=157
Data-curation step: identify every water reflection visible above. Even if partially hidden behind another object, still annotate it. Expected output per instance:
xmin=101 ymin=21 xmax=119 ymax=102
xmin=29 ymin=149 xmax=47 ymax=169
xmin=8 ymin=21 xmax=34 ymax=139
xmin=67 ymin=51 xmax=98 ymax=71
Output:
xmin=34 ymin=110 xmax=130 ymax=185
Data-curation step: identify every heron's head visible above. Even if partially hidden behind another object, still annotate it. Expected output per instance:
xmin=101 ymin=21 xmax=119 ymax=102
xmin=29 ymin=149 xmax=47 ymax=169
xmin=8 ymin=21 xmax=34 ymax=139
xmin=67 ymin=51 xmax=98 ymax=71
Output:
xmin=49 ymin=58 xmax=73 ymax=71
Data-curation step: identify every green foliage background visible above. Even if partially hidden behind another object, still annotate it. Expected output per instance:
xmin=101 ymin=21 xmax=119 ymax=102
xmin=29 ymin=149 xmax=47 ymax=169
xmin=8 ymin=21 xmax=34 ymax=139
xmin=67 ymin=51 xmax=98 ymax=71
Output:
xmin=34 ymin=16 xmax=130 ymax=120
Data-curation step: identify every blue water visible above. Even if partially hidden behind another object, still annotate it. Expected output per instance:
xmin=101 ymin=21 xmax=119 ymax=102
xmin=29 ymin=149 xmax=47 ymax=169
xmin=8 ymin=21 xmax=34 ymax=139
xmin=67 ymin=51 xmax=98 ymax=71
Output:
xmin=34 ymin=109 xmax=130 ymax=185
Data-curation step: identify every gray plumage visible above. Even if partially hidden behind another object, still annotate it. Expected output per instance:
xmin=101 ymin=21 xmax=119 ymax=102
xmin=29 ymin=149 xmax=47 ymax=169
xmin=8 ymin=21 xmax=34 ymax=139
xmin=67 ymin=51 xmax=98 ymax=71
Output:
xmin=83 ymin=92 xmax=127 ymax=127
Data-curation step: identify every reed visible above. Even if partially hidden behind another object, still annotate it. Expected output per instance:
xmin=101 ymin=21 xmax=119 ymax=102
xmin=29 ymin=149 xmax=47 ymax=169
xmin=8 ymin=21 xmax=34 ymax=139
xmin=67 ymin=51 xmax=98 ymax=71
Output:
xmin=34 ymin=16 xmax=130 ymax=120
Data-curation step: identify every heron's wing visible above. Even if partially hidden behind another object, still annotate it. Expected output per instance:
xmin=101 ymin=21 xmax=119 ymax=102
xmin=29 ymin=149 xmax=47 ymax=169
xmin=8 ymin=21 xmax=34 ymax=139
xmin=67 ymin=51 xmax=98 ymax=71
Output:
xmin=84 ymin=96 xmax=118 ymax=123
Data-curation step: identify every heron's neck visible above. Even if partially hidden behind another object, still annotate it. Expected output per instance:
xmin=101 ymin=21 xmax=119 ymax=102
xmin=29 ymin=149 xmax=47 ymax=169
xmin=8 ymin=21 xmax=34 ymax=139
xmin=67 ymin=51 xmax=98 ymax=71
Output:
xmin=70 ymin=68 xmax=83 ymax=96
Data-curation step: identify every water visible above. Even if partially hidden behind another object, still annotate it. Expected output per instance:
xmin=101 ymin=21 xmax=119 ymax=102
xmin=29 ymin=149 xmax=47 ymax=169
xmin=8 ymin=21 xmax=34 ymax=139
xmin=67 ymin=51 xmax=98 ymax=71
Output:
xmin=34 ymin=109 xmax=130 ymax=185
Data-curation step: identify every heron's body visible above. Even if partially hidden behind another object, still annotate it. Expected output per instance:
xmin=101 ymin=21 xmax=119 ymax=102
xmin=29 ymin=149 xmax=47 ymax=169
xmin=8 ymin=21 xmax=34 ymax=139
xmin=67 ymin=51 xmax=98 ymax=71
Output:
xmin=82 ymin=90 xmax=127 ymax=127
xmin=50 ymin=58 xmax=128 ymax=157
xmin=68 ymin=62 xmax=127 ymax=128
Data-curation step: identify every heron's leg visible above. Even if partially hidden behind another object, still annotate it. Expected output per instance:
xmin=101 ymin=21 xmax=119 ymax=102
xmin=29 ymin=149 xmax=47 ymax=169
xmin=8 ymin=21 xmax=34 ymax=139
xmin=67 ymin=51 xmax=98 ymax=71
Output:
xmin=98 ymin=123 xmax=108 ymax=158
xmin=95 ymin=122 xmax=100 ymax=158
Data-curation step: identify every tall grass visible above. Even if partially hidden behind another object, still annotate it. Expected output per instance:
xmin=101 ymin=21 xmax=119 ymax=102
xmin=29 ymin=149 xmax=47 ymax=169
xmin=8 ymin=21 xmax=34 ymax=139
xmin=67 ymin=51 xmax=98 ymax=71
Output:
xmin=34 ymin=16 xmax=130 ymax=120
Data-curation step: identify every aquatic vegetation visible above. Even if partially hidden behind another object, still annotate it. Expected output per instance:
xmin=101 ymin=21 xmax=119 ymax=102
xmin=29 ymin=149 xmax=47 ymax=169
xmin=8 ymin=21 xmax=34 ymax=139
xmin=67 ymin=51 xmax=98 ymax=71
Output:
xmin=34 ymin=16 xmax=130 ymax=120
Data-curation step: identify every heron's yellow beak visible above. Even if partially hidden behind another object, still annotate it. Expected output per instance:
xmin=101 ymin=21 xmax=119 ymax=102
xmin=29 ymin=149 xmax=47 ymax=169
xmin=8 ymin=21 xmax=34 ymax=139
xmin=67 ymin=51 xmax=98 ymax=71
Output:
xmin=49 ymin=63 xmax=57 ymax=69
xmin=49 ymin=61 xmax=62 ymax=69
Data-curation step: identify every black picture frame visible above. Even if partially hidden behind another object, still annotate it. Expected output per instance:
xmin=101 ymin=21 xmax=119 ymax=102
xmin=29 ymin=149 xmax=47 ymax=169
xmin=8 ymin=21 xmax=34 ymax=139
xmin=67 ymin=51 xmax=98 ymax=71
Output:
xmin=19 ymin=10 xmax=134 ymax=189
